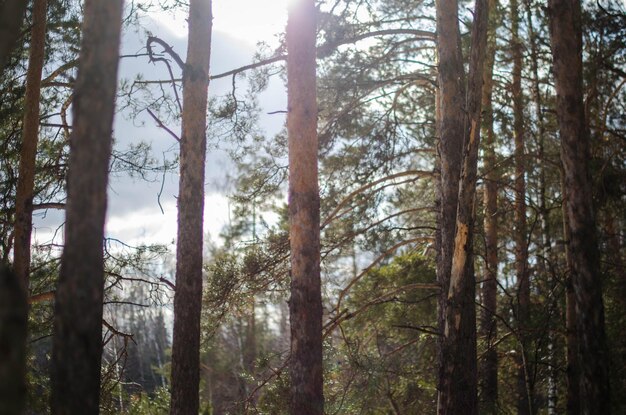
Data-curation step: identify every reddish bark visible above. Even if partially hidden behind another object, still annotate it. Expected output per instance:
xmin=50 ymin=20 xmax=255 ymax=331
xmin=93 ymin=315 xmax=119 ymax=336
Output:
xmin=286 ymin=0 xmax=324 ymax=413
xmin=13 ymin=0 xmax=47 ymax=288
xmin=169 ymin=1 xmax=213 ymax=413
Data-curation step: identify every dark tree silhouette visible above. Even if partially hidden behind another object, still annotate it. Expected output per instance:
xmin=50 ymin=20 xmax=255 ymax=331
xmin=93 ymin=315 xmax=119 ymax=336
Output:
xmin=50 ymin=1 xmax=124 ymax=413
xmin=549 ymin=0 xmax=612 ymax=413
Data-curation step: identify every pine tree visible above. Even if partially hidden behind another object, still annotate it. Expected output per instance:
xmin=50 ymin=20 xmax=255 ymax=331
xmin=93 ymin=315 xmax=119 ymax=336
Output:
xmin=286 ymin=0 xmax=324 ymax=413
xmin=51 ymin=0 xmax=124 ymax=412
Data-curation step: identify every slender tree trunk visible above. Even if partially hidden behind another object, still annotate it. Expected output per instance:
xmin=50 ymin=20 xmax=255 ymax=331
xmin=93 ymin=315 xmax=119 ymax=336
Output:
xmin=539 ymin=85 xmax=559 ymax=415
xmin=13 ymin=0 xmax=47 ymax=288
xmin=510 ymin=1 xmax=532 ymax=413
xmin=548 ymin=1 xmax=611 ymax=413
xmin=524 ymin=1 xmax=559 ymax=411
xmin=0 ymin=265 xmax=28 ymax=415
xmin=479 ymin=1 xmax=499 ymax=412
xmin=439 ymin=0 xmax=489 ymax=413
xmin=50 ymin=1 xmax=124 ymax=413
xmin=0 ymin=0 xmax=28 ymax=71
xmin=286 ymin=0 xmax=324 ymax=413
xmin=169 ymin=1 xmax=212 ymax=413
xmin=244 ymin=300 xmax=257 ymax=373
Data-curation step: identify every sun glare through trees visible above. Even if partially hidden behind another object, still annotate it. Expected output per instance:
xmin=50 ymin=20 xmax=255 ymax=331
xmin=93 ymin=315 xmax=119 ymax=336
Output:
xmin=0 ymin=0 xmax=624 ymax=414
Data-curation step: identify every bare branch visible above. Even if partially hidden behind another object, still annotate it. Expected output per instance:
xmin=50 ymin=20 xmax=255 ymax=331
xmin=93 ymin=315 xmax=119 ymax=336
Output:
xmin=29 ymin=290 xmax=55 ymax=304
xmin=102 ymin=319 xmax=137 ymax=345
xmin=146 ymin=35 xmax=185 ymax=70
xmin=42 ymin=59 xmax=78 ymax=86
xmin=33 ymin=203 xmax=65 ymax=211
xmin=146 ymin=108 xmax=181 ymax=142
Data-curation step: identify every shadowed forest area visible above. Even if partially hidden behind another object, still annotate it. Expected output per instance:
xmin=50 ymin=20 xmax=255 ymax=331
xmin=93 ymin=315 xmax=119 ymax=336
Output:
xmin=0 ymin=0 xmax=625 ymax=414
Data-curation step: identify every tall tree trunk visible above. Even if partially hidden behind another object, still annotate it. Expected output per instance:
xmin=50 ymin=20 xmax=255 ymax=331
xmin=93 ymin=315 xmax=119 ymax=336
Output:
xmin=169 ymin=1 xmax=212 ymax=413
xmin=479 ymin=1 xmax=498 ymax=412
xmin=286 ymin=0 xmax=324 ymax=413
xmin=438 ymin=0 xmax=489 ymax=413
xmin=510 ymin=1 xmax=532 ymax=413
xmin=13 ymin=0 xmax=47 ymax=288
xmin=0 ymin=265 xmax=28 ymax=415
xmin=435 ymin=0 xmax=465 ymax=406
xmin=548 ymin=1 xmax=611 ymax=413
xmin=524 ymin=1 xmax=558 ymax=411
xmin=561 ymin=175 xmax=581 ymax=415
xmin=50 ymin=1 xmax=124 ymax=413
xmin=0 ymin=0 xmax=28 ymax=71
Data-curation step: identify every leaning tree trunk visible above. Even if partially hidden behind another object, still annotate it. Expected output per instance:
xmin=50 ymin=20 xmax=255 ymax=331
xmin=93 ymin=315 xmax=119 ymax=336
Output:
xmin=548 ymin=0 xmax=611 ymax=413
xmin=286 ymin=0 xmax=324 ymax=413
xmin=438 ymin=0 xmax=489 ymax=414
xmin=50 ymin=1 xmax=124 ymax=413
xmin=13 ymin=0 xmax=47 ymax=288
xmin=479 ymin=0 xmax=499 ymax=412
xmin=169 ymin=1 xmax=212 ymax=414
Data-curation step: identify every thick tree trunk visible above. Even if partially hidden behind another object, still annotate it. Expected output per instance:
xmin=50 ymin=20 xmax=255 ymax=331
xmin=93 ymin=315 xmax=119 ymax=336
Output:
xmin=0 ymin=265 xmax=28 ymax=415
xmin=0 ymin=0 xmax=28 ymax=71
xmin=479 ymin=1 xmax=498 ymax=412
xmin=286 ymin=0 xmax=324 ymax=413
xmin=435 ymin=0 xmax=465 ymax=407
xmin=548 ymin=1 xmax=611 ymax=413
xmin=559 ymin=172 xmax=581 ymax=415
xmin=510 ymin=1 xmax=532 ymax=412
xmin=50 ymin=1 xmax=124 ymax=413
xmin=438 ymin=0 xmax=489 ymax=413
xmin=169 ymin=1 xmax=212 ymax=414
xmin=13 ymin=0 xmax=47 ymax=288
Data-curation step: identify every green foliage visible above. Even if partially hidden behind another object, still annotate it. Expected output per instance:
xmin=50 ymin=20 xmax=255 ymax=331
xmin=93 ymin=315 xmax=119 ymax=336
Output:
xmin=124 ymin=387 xmax=171 ymax=415
xmin=326 ymin=251 xmax=438 ymax=414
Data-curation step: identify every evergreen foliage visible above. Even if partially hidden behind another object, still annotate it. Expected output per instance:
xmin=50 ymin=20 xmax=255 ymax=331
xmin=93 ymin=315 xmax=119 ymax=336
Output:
xmin=1 ymin=0 xmax=624 ymax=413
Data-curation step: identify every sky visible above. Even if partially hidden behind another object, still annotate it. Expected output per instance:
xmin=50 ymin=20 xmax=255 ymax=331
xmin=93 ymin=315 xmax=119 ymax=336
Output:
xmin=33 ymin=0 xmax=290 ymax=252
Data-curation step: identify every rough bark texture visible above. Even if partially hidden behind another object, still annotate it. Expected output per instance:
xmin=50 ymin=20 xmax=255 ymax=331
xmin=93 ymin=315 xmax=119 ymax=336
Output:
xmin=13 ymin=0 xmax=47 ymax=288
xmin=286 ymin=0 xmax=324 ymax=413
xmin=560 ymin=175 xmax=581 ymax=415
xmin=169 ymin=1 xmax=212 ymax=414
xmin=548 ymin=0 xmax=611 ymax=413
xmin=435 ymin=0 xmax=465 ymax=407
xmin=511 ymin=1 xmax=532 ymax=412
xmin=0 ymin=0 xmax=28 ymax=71
xmin=0 ymin=265 xmax=27 ymax=415
xmin=565 ymin=267 xmax=580 ymax=415
xmin=50 ymin=1 xmax=123 ymax=413
xmin=438 ymin=0 xmax=489 ymax=413
xmin=479 ymin=1 xmax=498 ymax=411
